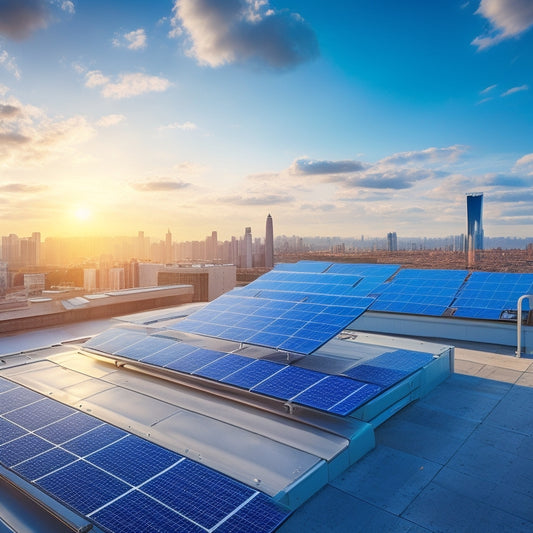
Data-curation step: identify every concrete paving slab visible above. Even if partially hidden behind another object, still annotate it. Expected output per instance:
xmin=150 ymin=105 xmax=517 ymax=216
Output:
xmin=432 ymin=467 xmax=533 ymax=524
xmin=483 ymin=385 xmax=533 ymax=434
xmin=278 ymin=485 xmax=430 ymax=533
xmin=402 ymin=480 xmax=533 ymax=533
xmin=466 ymin=422 xmax=533 ymax=460
xmin=376 ymin=405 xmax=477 ymax=465
xmin=447 ymin=435 xmax=533 ymax=497
xmin=330 ymin=446 xmax=441 ymax=515
xmin=416 ymin=373 xmax=511 ymax=422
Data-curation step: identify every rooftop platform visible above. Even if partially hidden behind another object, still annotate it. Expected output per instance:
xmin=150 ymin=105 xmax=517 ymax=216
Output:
xmin=280 ymin=341 xmax=533 ymax=532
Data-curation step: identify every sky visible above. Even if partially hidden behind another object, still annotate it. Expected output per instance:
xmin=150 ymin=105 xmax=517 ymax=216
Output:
xmin=0 ymin=0 xmax=533 ymax=242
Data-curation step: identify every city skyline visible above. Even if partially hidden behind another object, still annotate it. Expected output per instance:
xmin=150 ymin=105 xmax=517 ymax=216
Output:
xmin=1 ymin=1 xmax=533 ymax=240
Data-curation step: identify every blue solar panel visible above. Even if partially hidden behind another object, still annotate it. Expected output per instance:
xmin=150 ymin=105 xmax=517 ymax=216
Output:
xmin=221 ymin=360 xmax=285 ymax=389
xmin=215 ymin=492 xmax=290 ymax=533
xmin=0 ymin=434 xmax=54 ymax=467
xmin=88 ymin=435 xmax=183 ymax=486
xmin=0 ymin=387 xmax=43 ymax=414
xmin=36 ymin=412 xmax=102 ymax=444
xmin=0 ymin=383 xmax=291 ymax=533
xmin=141 ymin=459 xmax=255 ymax=530
xmin=251 ymin=366 xmax=326 ymax=400
xmin=37 ymin=460 xmax=131 ymax=515
xmin=4 ymin=397 xmax=75 ymax=431
xmin=0 ymin=377 xmax=17 ymax=394
xmin=344 ymin=365 xmax=408 ymax=388
xmin=13 ymin=447 xmax=78 ymax=481
xmin=114 ymin=335 xmax=176 ymax=360
xmin=292 ymin=375 xmax=382 ymax=414
xmin=193 ymin=354 xmax=255 ymax=380
xmin=91 ymin=489 xmax=206 ymax=533
xmin=0 ymin=418 xmax=27 ymax=445
xmin=165 ymin=348 xmax=226 ymax=373
xmin=326 ymin=383 xmax=383 ymax=415
xmin=62 ymin=425 xmax=128 ymax=456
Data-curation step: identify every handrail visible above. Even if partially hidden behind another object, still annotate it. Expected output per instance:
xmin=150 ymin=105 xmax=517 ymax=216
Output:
xmin=516 ymin=294 xmax=532 ymax=358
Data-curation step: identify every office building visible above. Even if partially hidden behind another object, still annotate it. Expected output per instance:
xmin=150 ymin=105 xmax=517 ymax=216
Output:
xmin=466 ymin=192 xmax=484 ymax=252
xmin=387 ymin=231 xmax=398 ymax=252
xmin=265 ymin=214 xmax=274 ymax=268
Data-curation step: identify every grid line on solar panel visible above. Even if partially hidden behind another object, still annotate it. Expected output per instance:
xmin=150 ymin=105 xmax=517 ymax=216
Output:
xmin=113 ymin=336 xmax=176 ymax=360
xmin=0 ymin=377 xmax=18 ymax=394
xmin=0 ymin=387 xmax=44 ymax=414
xmin=4 ymin=398 xmax=75 ymax=431
xmin=0 ymin=384 xmax=290 ymax=533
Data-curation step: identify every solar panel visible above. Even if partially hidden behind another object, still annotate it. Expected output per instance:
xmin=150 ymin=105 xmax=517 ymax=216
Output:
xmin=0 ymin=377 xmax=290 ymax=532
xmin=221 ymin=359 xmax=285 ymax=389
xmin=292 ymin=375 xmax=382 ymax=415
xmin=452 ymin=271 xmax=533 ymax=320
xmin=193 ymin=353 xmax=255 ymax=380
xmin=113 ymin=335 xmax=176 ymax=360
xmin=165 ymin=347 xmax=227 ymax=373
xmin=251 ymin=366 xmax=327 ymax=400
xmin=370 ymin=268 xmax=468 ymax=317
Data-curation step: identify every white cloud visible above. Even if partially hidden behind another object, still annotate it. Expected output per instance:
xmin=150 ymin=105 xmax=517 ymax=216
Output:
xmin=472 ymin=0 xmax=533 ymax=50
xmin=172 ymin=0 xmax=318 ymax=69
xmin=113 ymin=28 xmax=147 ymax=50
xmin=96 ymin=114 xmax=126 ymax=127
xmin=0 ymin=95 xmax=96 ymax=167
xmin=0 ymin=50 xmax=21 ymax=79
xmin=480 ymin=84 xmax=497 ymax=94
xmin=85 ymin=70 xmax=110 ymax=88
xmin=380 ymin=145 xmax=468 ymax=166
xmin=162 ymin=121 xmax=197 ymax=131
xmin=501 ymin=84 xmax=528 ymax=97
xmin=514 ymin=153 xmax=533 ymax=174
xmin=60 ymin=1 xmax=75 ymax=14
xmin=84 ymin=70 xmax=171 ymax=99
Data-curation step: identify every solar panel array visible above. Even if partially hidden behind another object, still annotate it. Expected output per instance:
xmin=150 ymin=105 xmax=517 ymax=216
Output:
xmin=85 ymin=328 xmax=434 ymax=416
xmin=452 ymin=271 xmax=533 ymax=319
xmin=164 ymin=261 xmax=401 ymax=354
xmin=0 ymin=376 xmax=290 ymax=533
xmin=370 ymin=269 xmax=469 ymax=316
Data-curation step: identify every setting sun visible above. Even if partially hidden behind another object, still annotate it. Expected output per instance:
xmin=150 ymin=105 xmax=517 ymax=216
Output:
xmin=74 ymin=206 xmax=92 ymax=222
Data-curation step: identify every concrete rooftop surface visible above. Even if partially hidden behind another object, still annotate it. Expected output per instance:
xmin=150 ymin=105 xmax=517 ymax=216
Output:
xmin=279 ymin=342 xmax=533 ymax=533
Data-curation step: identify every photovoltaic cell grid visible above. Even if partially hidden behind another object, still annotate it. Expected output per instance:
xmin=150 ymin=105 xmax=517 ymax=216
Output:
xmin=452 ymin=271 xmax=533 ymax=320
xmin=369 ymin=269 xmax=469 ymax=316
xmin=0 ymin=376 xmax=290 ymax=533
xmin=85 ymin=328 xmax=434 ymax=416
xmin=171 ymin=269 xmax=376 ymax=354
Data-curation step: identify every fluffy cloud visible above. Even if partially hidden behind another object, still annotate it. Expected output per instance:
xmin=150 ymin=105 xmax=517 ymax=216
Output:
xmin=0 ymin=103 xmax=20 ymax=118
xmin=290 ymin=158 xmax=366 ymax=175
xmin=113 ymin=28 xmax=147 ymax=50
xmin=514 ymin=152 xmax=533 ymax=174
xmin=472 ymin=0 xmax=533 ymax=50
xmin=0 ymin=95 xmax=95 ymax=166
xmin=84 ymin=70 xmax=171 ymax=99
xmin=380 ymin=145 xmax=467 ymax=165
xmin=0 ymin=50 xmax=21 ymax=79
xmin=172 ymin=0 xmax=319 ymax=69
xmin=60 ymin=1 xmax=75 ymax=15
xmin=0 ymin=0 xmax=49 ymax=40
xmin=96 ymin=114 xmax=126 ymax=127
xmin=131 ymin=180 xmax=190 ymax=192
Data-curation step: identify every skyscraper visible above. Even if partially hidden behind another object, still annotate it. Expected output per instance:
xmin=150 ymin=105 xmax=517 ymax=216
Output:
xmin=243 ymin=227 xmax=253 ymax=268
xmin=466 ymin=193 xmax=483 ymax=252
xmin=386 ymin=232 xmax=398 ymax=252
xmin=265 ymin=214 xmax=274 ymax=268
xmin=165 ymin=229 xmax=172 ymax=263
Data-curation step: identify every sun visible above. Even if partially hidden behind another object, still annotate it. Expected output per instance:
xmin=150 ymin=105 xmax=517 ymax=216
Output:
xmin=74 ymin=206 xmax=92 ymax=222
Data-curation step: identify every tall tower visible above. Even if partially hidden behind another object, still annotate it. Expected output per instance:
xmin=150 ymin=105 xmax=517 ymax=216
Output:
xmin=265 ymin=214 xmax=274 ymax=268
xmin=165 ymin=229 xmax=172 ymax=263
xmin=244 ymin=227 xmax=253 ymax=268
xmin=466 ymin=192 xmax=483 ymax=265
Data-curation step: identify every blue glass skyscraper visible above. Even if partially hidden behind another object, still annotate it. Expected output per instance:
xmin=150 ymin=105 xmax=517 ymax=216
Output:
xmin=466 ymin=192 xmax=483 ymax=252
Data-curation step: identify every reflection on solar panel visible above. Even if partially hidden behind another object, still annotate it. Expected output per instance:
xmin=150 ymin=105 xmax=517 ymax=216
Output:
xmin=370 ymin=269 xmax=468 ymax=316
xmin=85 ymin=326 xmax=435 ymax=416
xmin=452 ymin=271 xmax=533 ymax=320
xmin=344 ymin=349 xmax=434 ymax=388
xmin=171 ymin=287 xmax=375 ymax=355
xmin=0 ymin=376 xmax=290 ymax=533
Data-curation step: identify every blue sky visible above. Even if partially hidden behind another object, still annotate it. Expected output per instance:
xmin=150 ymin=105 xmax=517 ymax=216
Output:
xmin=0 ymin=0 xmax=532 ymax=241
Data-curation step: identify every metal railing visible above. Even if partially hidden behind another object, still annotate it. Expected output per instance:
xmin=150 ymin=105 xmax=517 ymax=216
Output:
xmin=516 ymin=294 xmax=532 ymax=358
